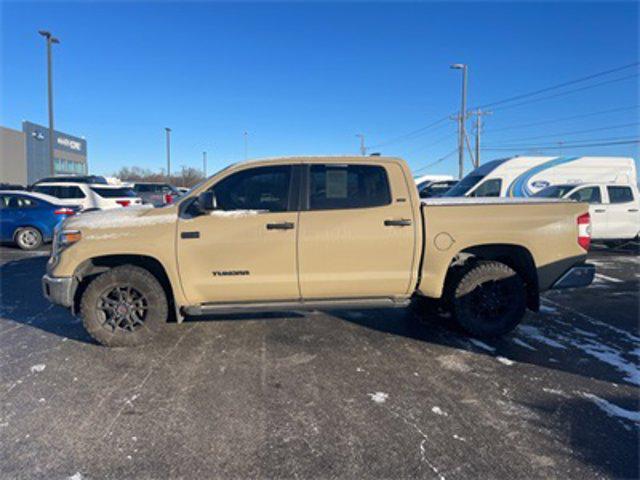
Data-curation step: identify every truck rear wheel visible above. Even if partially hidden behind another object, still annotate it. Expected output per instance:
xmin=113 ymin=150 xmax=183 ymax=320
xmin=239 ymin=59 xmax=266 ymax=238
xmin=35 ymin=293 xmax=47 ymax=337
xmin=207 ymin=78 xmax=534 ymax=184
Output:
xmin=80 ymin=265 xmax=168 ymax=347
xmin=450 ymin=260 xmax=526 ymax=338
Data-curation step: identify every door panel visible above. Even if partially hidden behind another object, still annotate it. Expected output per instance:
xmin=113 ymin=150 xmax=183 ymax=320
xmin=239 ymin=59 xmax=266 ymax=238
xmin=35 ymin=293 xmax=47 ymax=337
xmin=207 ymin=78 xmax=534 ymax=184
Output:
xmin=176 ymin=165 xmax=300 ymax=304
xmin=298 ymin=162 xmax=417 ymax=299
xmin=605 ymin=186 xmax=640 ymax=239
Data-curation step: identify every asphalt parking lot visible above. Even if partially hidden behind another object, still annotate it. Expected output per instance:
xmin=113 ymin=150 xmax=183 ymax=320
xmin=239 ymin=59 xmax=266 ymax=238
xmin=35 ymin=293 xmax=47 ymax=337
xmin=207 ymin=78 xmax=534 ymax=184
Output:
xmin=0 ymin=243 xmax=638 ymax=479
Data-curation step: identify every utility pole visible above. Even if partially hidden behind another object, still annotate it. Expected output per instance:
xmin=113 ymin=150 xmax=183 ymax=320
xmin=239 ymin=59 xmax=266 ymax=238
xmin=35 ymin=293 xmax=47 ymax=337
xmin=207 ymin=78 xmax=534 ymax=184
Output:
xmin=450 ymin=64 xmax=468 ymax=179
xmin=165 ymin=127 xmax=171 ymax=180
xmin=38 ymin=30 xmax=60 ymax=176
xmin=355 ymin=134 xmax=366 ymax=156
xmin=471 ymin=109 xmax=492 ymax=168
xmin=202 ymin=151 xmax=207 ymax=177
xmin=243 ymin=131 xmax=248 ymax=160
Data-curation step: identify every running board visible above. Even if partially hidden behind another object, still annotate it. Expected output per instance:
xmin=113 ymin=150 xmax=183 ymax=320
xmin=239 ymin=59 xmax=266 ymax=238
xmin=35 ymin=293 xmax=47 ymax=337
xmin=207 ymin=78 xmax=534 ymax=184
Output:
xmin=183 ymin=297 xmax=411 ymax=316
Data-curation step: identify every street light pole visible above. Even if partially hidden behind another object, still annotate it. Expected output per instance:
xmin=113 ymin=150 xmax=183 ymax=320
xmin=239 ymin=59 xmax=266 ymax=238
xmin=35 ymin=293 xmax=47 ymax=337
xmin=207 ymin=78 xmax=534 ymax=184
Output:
xmin=356 ymin=134 xmax=366 ymax=156
xmin=165 ymin=127 xmax=171 ymax=180
xmin=38 ymin=30 xmax=59 ymax=176
xmin=450 ymin=64 xmax=468 ymax=179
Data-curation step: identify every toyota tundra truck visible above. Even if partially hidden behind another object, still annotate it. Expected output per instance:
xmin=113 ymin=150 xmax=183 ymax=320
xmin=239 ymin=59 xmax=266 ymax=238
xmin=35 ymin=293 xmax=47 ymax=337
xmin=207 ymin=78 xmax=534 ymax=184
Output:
xmin=42 ymin=156 xmax=595 ymax=347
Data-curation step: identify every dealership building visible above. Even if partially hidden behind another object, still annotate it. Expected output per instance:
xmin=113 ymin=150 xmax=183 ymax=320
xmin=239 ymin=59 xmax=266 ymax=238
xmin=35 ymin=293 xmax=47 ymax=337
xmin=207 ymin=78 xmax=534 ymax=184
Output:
xmin=0 ymin=121 xmax=88 ymax=186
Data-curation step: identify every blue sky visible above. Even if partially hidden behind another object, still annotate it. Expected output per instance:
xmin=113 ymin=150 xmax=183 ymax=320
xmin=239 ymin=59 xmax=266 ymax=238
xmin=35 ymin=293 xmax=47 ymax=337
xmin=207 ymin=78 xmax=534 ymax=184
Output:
xmin=2 ymin=1 xmax=638 ymax=178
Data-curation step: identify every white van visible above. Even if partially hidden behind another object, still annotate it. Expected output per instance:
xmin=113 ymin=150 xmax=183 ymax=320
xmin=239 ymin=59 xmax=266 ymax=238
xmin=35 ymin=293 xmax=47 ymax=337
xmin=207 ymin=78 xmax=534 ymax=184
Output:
xmin=445 ymin=156 xmax=637 ymax=198
xmin=534 ymin=182 xmax=640 ymax=243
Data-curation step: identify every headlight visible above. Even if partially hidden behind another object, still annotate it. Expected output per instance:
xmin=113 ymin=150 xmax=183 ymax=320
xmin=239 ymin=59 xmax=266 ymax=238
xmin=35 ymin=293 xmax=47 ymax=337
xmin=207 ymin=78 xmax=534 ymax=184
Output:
xmin=54 ymin=229 xmax=82 ymax=254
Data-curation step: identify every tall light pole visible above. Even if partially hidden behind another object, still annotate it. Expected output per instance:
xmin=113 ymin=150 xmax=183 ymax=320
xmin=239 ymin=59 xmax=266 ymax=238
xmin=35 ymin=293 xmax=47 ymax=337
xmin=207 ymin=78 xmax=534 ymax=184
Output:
xmin=356 ymin=134 xmax=366 ymax=156
xmin=202 ymin=151 xmax=207 ymax=177
xmin=243 ymin=131 xmax=248 ymax=160
xmin=450 ymin=63 xmax=468 ymax=179
xmin=38 ymin=30 xmax=60 ymax=176
xmin=165 ymin=127 xmax=171 ymax=180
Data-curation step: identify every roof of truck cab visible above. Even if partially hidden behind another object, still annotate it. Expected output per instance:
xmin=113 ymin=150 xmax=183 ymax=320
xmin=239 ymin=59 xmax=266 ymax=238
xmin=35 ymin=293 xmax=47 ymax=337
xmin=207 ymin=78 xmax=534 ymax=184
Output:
xmin=241 ymin=155 xmax=403 ymax=166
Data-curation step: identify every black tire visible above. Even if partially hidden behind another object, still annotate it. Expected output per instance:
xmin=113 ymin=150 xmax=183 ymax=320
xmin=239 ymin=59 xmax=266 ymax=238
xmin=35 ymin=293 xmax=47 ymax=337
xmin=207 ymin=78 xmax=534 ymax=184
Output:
xmin=81 ymin=265 xmax=168 ymax=347
xmin=14 ymin=227 xmax=43 ymax=250
xmin=450 ymin=260 xmax=526 ymax=338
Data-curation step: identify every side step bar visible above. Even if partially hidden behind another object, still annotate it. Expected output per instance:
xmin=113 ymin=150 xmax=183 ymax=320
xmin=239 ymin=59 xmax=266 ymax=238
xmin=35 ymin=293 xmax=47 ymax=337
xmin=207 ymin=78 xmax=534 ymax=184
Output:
xmin=183 ymin=297 xmax=411 ymax=316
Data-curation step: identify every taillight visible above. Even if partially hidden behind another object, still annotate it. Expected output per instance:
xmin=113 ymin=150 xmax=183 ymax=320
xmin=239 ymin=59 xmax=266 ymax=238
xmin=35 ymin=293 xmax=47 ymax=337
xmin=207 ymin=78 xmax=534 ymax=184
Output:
xmin=577 ymin=212 xmax=591 ymax=251
xmin=164 ymin=194 xmax=174 ymax=204
xmin=116 ymin=200 xmax=131 ymax=207
xmin=54 ymin=208 xmax=76 ymax=216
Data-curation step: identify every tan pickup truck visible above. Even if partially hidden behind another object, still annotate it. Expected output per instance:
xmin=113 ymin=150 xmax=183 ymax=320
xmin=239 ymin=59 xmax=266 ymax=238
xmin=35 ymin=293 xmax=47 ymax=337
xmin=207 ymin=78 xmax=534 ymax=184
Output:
xmin=42 ymin=156 xmax=595 ymax=347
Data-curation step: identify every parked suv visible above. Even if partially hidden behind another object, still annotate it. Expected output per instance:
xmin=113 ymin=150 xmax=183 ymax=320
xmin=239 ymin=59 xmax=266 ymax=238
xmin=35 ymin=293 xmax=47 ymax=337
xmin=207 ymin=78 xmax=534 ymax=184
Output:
xmin=131 ymin=182 xmax=181 ymax=207
xmin=35 ymin=175 xmax=109 ymax=185
xmin=534 ymin=182 xmax=640 ymax=243
xmin=32 ymin=182 xmax=142 ymax=211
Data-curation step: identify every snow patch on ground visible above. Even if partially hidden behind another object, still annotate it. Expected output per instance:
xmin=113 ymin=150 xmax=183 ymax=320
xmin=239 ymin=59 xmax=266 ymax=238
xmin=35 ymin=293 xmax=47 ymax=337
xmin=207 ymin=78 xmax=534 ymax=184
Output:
xmin=496 ymin=356 xmax=515 ymax=366
xmin=431 ymin=406 xmax=448 ymax=416
xmin=518 ymin=325 xmax=567 ymax=350
xmin=30 ymin=364 xmax=46 ymax=373
xmin=468 ymin=339 xmax=496 ymax=352
xmin=512 ymin=338 xmax=537 ymax=351
xmin=368 ymin=392 xmax=389 ymax=404
xmin=582 ymin=393 xmax=640 ymax=424
xmin=595 ymin=273 xmax=624 ymax=284
xmin=539 ymin=305 xmax=557 ymax=314
xmin=68 ymin=473 xmax=83 ymax=480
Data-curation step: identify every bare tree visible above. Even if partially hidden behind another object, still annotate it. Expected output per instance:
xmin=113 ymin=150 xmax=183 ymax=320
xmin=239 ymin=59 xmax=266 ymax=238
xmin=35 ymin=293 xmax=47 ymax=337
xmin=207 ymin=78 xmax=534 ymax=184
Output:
xmin=113 ymin=166 xmax=205 ymax=187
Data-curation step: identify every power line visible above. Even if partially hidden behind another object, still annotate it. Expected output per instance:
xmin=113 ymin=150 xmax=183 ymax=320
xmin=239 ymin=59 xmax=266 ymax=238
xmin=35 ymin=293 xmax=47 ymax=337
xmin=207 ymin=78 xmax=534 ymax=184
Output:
xmin=491 ymin=73 xmax=639 ymax=112
xmin=413 ymin=147 xmax=459 ymax=174
xmin=368 ymin=115 xmax=451 ymax=149
xmin=483 ymin=137 xmax=640 ymax=151
xmin=476 ymin=61 xmax=639 ymax=110
xmin=486 ymin=105 xmax=639 ymax=133
xmin=487 ymin=122 xmax=639 ymax=144
xmin=405 ymin=131 xmax=458 ymax=155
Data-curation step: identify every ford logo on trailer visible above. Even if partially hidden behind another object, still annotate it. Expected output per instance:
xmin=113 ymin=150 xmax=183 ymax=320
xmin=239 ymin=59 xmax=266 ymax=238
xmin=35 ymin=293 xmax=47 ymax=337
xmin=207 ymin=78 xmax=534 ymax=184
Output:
xmin=531 ymin=180 xmax=550 ymax=189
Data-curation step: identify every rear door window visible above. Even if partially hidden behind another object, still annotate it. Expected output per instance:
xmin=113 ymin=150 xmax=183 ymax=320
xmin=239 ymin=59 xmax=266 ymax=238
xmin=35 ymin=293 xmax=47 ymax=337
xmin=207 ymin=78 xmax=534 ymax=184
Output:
xmin=569 ymin=187 xmax=602 ymax=204
xmin=607 ymin=186 xmax=634 ymax=204
xmin=308 ymin=164 xmax=391 ymax=210
xmin=36 ymin=186 xmax=85 ymax=199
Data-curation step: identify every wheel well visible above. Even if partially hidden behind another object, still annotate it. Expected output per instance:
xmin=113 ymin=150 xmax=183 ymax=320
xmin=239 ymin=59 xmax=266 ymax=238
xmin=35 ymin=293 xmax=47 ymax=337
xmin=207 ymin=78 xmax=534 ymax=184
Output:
xmin=72 ymin=255 xmax=176 ymax=321
xmin=444 ymin=244 xmax=539 ymax=311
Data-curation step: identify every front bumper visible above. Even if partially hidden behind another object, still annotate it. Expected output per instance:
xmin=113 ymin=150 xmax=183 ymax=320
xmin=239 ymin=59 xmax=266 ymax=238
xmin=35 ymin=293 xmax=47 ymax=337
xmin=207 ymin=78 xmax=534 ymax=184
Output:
xmin=42 ymin=274 xmax=74 ymax=308
xmin=551 ymin=263 xmax=595 ymax=289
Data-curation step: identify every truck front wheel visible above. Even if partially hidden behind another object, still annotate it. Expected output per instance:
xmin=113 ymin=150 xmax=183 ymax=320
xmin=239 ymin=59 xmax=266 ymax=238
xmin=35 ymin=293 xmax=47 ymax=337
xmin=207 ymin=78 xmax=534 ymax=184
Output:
xmin=450 ymin=260 xmax=526 ymax=338
xmin=80 ymin=265 xmax=168 ymax=347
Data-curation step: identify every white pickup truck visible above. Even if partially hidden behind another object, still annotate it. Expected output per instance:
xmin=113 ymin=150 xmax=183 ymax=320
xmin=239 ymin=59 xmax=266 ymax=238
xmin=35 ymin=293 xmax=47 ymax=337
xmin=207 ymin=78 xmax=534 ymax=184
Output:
xmin=534 ymin=182 xmax=640 ymax=244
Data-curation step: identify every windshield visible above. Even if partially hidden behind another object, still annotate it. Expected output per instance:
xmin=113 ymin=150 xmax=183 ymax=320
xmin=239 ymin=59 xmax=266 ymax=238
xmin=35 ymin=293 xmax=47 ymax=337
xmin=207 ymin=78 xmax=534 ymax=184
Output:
xmin=444 ymin=175 xmax=484 ymax=197
xmin=533 ymin=185 xmax=575 ymax=198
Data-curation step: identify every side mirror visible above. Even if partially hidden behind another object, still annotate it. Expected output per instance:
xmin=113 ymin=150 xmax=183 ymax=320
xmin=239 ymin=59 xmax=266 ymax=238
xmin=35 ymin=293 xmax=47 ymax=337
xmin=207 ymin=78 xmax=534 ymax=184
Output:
xmin=197 ymin=191 xmax=216 ymax=211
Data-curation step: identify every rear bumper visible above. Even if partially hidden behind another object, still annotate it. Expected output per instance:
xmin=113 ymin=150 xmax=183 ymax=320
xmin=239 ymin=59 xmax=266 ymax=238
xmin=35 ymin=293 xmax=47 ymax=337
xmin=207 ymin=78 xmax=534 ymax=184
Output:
xmin=42 ymin=274 xmax=74 ymax=308
xmin=551 ymin=263 xmax=595 ymax=289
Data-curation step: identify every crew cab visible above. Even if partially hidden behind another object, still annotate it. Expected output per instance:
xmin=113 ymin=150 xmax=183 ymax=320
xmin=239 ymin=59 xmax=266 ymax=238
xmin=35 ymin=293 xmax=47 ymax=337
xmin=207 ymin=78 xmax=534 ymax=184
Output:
xmin=42 ymin=156 xmax=595 ymax=347
xmin=534 ymin=182 xmax=640 ymax=244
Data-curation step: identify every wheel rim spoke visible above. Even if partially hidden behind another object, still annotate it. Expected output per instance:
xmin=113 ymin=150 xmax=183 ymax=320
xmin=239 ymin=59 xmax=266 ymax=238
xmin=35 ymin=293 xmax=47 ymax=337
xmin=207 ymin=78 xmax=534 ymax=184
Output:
xmin=98 ymin=284 xmax=149 ymax=333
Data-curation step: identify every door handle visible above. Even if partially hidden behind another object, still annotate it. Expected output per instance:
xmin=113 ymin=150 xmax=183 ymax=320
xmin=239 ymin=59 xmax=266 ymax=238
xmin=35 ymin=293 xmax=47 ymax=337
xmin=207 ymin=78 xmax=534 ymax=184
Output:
xmin=594 ymin=209 xmax=606 ymax=213
xmin=384 ymin=219 xmax=412 ymax=227
xmin=266 ymin=222 xmax=295 ymax=230
xmin=628 ymin=208 xmax=639 ymax=212
xmin=181 ymin=231 xmax=200 ymax=239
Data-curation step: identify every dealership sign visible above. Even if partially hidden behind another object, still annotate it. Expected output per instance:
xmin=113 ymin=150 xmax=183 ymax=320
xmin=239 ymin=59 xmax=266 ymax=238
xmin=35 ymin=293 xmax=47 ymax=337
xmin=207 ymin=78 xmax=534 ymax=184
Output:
xmin=57 ymin=137 xmax=83 ymax=151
